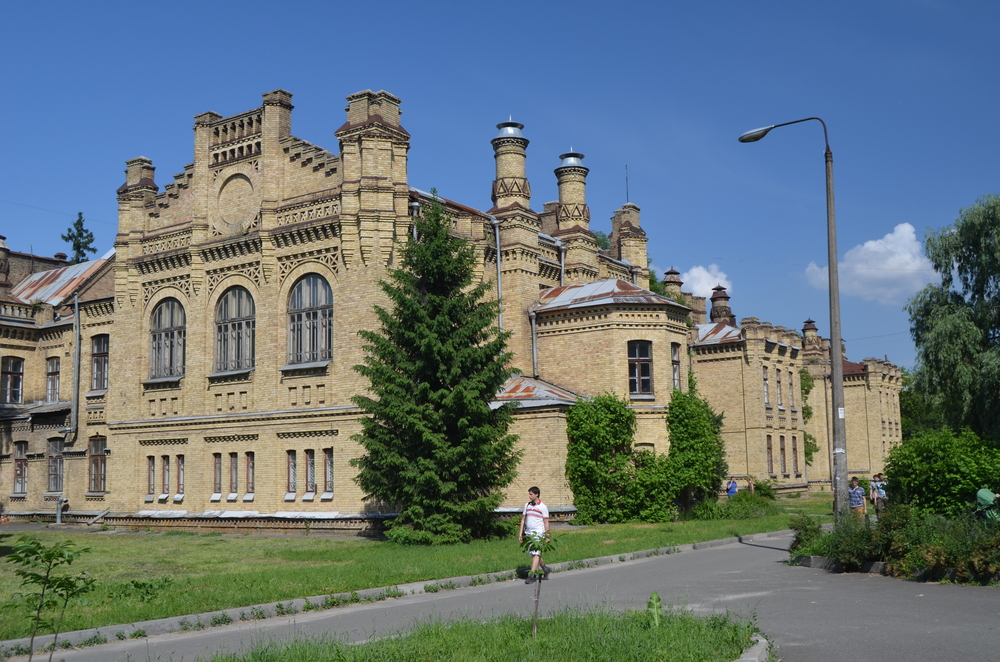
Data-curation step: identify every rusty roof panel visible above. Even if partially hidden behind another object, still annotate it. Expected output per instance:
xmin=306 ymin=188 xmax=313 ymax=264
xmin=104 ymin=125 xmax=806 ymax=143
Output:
xmin=493 ymin=377 xmax=578 ymax=408
xmin=535 ymin=279 xmax=688 ymax=313
xmin=10 ymin=258 xmax=108 ymax=306
xmin=693 ymin=322 xmax=743 ymax=345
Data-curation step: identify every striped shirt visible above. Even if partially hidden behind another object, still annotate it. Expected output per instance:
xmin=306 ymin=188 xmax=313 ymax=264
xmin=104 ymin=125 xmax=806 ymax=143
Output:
xmin=523 ymin=500 xmax=549 ymax=536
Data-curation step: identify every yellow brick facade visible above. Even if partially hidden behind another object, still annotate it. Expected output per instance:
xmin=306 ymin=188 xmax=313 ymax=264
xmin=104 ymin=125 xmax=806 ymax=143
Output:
xmin=0 ymin=88 xmax=900 ymax=523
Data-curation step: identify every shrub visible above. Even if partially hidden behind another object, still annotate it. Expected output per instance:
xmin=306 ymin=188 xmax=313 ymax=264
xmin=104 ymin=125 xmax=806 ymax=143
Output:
xmin=788 ymin=514 xmax=822 ymax=555
xmin=692 ymin=493 xmax=781 ymax=521
xmin=886 ymin=427 xmax=1000 ymax=518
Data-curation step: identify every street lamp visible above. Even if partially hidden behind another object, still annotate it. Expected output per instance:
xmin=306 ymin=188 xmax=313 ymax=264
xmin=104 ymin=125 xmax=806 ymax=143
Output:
xmin=739 ymin=117 xmax=849 ymax=517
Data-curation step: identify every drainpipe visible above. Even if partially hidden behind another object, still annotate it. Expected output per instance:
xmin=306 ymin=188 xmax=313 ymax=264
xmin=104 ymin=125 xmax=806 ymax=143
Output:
xmin=55 ymin=497 xmax=68 ymax=525
xmin=529 ymin=310 xmax=538 ymax=378
xmin=409 ymin=200 xmax=420 ymax=240
xmin=63 ymin=291 xmax=81 ymax=444
xmin=630 ymin=265 xmax=640 ymax=285
xmin=556 ymin=240 xmax=565 ymax=286
xmin=488 ymin=215 xmax=503 ymax=331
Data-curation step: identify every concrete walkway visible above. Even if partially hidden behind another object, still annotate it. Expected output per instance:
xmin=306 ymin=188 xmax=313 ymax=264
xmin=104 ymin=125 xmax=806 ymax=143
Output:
xmin=7 ymin=533 xmax=1000 ymax=661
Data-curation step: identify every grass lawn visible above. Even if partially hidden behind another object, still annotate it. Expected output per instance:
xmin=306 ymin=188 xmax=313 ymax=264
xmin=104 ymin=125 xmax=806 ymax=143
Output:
xmin=202 ymin=608 xmax=758 ymax=662
xmin=0 ymin=494 xmax=831 ymax=641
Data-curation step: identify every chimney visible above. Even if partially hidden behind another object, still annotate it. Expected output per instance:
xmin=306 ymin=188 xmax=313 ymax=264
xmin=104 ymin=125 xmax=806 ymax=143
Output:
xmin=554 ymin=151 xmax=590 ymax=230
xmin=490 ymin=120 xmax=531 ymax=211
xmin=663 ymin=268 xmax=683 ymax=298
xmin=709 ymin=285 xmax=736 ymax=326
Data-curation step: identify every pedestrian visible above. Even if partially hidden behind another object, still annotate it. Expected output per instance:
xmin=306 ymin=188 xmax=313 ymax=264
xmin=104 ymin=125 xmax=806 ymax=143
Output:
xmin=746 ymin=475 xmax=755 ymax=495
xmin=848 ymin=476 xmax=867 ymax=517
xmin=519 ymin=486 xmax=550 ymax=584
xmin=726 ymin=476 xmax=738 ymax=498
xmin=870 ymin=473 xmax=888 ymax=516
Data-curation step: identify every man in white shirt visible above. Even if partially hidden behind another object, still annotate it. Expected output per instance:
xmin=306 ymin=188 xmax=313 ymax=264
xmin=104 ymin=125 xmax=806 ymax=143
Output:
xmin=519 ymin=486 xmax=550 ymax=584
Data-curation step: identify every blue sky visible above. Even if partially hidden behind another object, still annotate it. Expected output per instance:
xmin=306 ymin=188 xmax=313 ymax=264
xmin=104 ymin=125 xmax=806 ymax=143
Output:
xmin=2 ymin=1 xmax=997 ymax=368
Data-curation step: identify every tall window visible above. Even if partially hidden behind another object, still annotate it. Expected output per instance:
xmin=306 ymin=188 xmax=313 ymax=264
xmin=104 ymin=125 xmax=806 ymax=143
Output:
xmin=215 ymin=287 xmax=255 ymax=372
xmin=305 ymin=449 xmax=316 ymax=493
xmin=287 ymin=450 xmax=297 ymax=493
xmin=161 ymin=455 xmax=170 ymax=495
xmin=792 ymin=436 xmax=799 ymax=474
xmin=324 ymin=448 xmax=333 ymax=494
xmin=779 ymin=436 xmax=787 ymax=474
xmin=762 ymin=366 xmax=769 ymax=405
xmin=213 ymin=453 xmax=223 ymax=493
xmin=788 ymin=372 xmax=795 ymax=408
xmin=671 ymin=343 xmax=681 ymax=390
xmin=147 ymin=456 xmax=155 ymax=495
xmin=14 ymin=441 xmax=28 ymax=494
xmin=287 ymin=275 xmax=333 ymax=364
xmin=1 ymin=357 xmax=24 ymax=403
xmin=246 ymin=452 xmax=255 ymax=494
xmin=48 ymin=439 xmax=64 ymax=493
xmin=766 ymin=435 xmax=774 ymax=475
xmin=776 ymin=369 xmax=783 ymax=406
xmin=229 ymin=453 xmax=238 ymax=494
xmin=150 ymin=299 xmax=186 ymax=378
xmin=628 ymin=341 xmax=653 ymax=394
xmin=176 ymin=455 xmax=185 ymax=495
xmin=89 ymin=437 xmax=107 ymax=493
xmin=92 ymin=335 xmax=109 ymax=390
xmin=46 ymin=357 xmax=60 ymax=402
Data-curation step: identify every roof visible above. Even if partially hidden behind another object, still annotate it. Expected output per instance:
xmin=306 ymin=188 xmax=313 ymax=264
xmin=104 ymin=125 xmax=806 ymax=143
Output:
xmin=843 ymin=360 xmax=867 ymax=376
xmin=535 ymin=278 xmax=688 ymax=313
xmin=0 ymin=400 xmax=71 ymax=421
xmin=492 ymin=377 xmax=578 ymax=409
xmin=693 ymin=322 xmax=743 ymax=345
xmin=10 ymin=255 xmax=110 ymax=306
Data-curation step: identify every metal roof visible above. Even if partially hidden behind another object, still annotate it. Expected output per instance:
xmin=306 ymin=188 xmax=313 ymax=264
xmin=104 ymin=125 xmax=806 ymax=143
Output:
xmin=492 ymin=377 xmax=578 ymax=409
xmin=10 ymin=256 xmax=109 ymax=306
xmin=693 ymin=322 xmax=744 ymax=345
xmin=535 ymin=278 xmax=687 ymax=313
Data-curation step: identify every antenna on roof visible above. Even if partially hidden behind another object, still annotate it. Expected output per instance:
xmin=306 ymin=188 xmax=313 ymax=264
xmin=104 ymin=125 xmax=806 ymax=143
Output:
xmin=625 ymin=165 xmax=629 ymax=203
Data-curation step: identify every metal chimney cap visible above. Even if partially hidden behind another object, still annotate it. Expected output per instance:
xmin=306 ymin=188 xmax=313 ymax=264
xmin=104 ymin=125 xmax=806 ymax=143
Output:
xmin=494 ymin=120 xmax=525 ymax=139
xmin=557 ymin=151 xmax=586 ymax=169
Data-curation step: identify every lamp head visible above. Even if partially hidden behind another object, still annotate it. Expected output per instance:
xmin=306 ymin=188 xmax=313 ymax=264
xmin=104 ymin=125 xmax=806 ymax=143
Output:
xmin=738 ymin=125 xmax=775 ymax=143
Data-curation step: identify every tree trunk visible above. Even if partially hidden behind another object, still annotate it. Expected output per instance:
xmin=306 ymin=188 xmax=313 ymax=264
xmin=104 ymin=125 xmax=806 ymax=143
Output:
xmin=532 ymin=575 xmax=542 ymax=638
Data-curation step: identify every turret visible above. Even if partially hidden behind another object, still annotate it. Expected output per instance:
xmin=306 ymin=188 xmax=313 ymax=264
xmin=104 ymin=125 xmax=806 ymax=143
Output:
xmin=663 ymin=268 xmax=683 ymax=298
xmin=710 ymin=285 xmax=736 ymax=326
xmin=490 ymin=121 xmax=531 ymax=211
xmin=554 ymin=151 xmax=589 ymax=230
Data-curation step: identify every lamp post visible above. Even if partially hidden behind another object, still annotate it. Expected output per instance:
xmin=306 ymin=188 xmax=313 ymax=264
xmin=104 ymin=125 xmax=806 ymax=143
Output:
xmin=739 ymin=118 xmax=848 ymax=517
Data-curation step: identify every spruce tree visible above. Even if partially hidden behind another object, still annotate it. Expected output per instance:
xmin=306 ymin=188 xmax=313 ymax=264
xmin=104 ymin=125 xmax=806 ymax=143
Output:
xmin=60 ymin=212 xmax=97 ymax=264
xmin=350 ymin=197 xmax=520 ymax=544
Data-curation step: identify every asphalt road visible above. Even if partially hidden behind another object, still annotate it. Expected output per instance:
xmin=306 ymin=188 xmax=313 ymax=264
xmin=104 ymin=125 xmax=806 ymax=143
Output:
xmin=10 ymin=532 xmax=1000 ymax=661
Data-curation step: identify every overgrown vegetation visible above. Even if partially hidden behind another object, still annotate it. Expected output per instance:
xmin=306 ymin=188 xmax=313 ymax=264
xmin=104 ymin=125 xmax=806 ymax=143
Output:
xmin=565 ymin=389 xmax=727 ymax=523
xmin=690 ymin=492 xmax=782 ymax=521
xmin=204 ymin=607 xmax=759 ymax=662
xmin=351 ymin=195 xmax=519 ymax=545
xmin=798 ymin=369 xmax=820 ymax=465
xmin=60 ymin=212 xmax=97 ymax=264
xmin=792 ymin=503 xmax=1000 ymax=583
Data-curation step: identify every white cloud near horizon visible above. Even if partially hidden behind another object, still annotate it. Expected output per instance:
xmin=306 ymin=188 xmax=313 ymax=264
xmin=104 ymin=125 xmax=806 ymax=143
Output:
xmin=805 ymin=223 xmax=936 ymax=305
xmin=681 ymin=264 xmax=733 ymax=298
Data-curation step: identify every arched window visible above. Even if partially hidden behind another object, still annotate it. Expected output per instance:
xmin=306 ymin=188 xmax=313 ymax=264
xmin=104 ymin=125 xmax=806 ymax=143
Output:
xmin=287 ymin=275 xmax=333 ymax=365
xmin=150 ymin=299 xmax=186 ymax=378
xmin=215 ymin=287 xmax=255 ymax=372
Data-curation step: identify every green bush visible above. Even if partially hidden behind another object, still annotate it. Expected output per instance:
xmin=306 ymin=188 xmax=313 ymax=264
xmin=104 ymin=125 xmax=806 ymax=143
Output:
xmin=827 ymin=514 xmax=875 ymax=571
xmin=749 ymin=478 xmax=776 ymax=500
xmin=788 ymin=514 xmax=822 ymax=555
xmin=886 ymin=427 xmax=1000 ymax=518
xmin=692 ymin=493 xmax=782 ymax=521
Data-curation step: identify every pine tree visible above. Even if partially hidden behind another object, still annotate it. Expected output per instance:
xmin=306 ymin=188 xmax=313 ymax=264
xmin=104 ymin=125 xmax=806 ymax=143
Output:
xmin=60 ymin=212 xmax=97 ymax=264
xmin=350 ymin=197 xmax=520 ymax=544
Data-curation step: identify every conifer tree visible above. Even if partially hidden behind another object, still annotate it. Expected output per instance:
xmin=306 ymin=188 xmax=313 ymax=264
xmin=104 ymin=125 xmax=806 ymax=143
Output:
xmin=60 ymin=212 xmax=97 ymax=264
xmin=351 ymin=196 xmax=520 ymax=544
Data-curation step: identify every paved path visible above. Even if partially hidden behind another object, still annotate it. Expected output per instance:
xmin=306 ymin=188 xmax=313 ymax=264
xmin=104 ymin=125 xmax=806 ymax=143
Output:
xmin=10 ymin=533 xmax=1000 ymax=661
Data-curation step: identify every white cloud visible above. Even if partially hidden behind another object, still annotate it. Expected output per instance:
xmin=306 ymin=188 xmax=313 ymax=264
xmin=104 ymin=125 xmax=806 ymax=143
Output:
xmin=805 ymin=223 xmax=936 ymax=305
xmin=681 ymin=264 xmax=732 ymax=298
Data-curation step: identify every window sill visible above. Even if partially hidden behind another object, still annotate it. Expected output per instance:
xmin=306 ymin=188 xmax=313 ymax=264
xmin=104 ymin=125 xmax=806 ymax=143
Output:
xmin=279 ymin=360 xmax=331 ymax=373
xmin=43 ymin=492 xmax=64 ymax=498
xmin=764 ymin=405 xmax=773 ymax=410
xmin=85 ymin=389 xmax=108 ymax=398
xmin=207 ymin=369 xmax=254 ymax=380
xmin=158 ymin=493 xmax=169 ymax=501
xmin=777 ymin=407 xmax=786 ymax=412
xmin=302 ymin=492 xmax=315 ymax=502
xmin=143 ymin=376 xmax=183 ymax=387
xmin=144 ymin=494 xmax=155 ymax=503
xmin=243 ymin=493 xmax=255 ymax=502
xmin=84 ymin=492 xmax=107 ymax=498
xmin=226 ymin=493 xmax=238 ymax=502
xmin=10 ymin=493 xmax=27 ymax=499
xmin=284 ymin=492 xmax=296 ymax=502
xmin=173 ymin=494 xmax=184 ymax=503
xmin=320 ymin=491 xmax=334 ymax=501
xmin=210 ymin=493 xmax=222 ymax=502
xmin=629 ymin=393 xmax=656 ymax=401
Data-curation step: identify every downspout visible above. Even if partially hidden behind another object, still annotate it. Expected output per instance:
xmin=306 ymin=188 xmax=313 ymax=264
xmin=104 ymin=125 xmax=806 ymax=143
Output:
xmin=66 ymin=291 xmax=81 ymax=444
xmin=409 ymin=200 xmax=420 ymax=240
xmin=824 ymin=373 xmax=833 ymax=486
xmin=488 ymin=215 xmax=503 ymax=331
xmin=556 ymin=240 xmax=565 ymax=286
xmin=629 ymin=265 xmax=640 ymax=285
xmin=529 ymin=310 xmax=538 ymax=378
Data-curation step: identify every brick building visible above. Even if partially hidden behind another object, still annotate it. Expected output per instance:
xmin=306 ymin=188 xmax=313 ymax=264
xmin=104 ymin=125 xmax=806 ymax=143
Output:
xmin=0 ymin=89 xmax=901 ymax=526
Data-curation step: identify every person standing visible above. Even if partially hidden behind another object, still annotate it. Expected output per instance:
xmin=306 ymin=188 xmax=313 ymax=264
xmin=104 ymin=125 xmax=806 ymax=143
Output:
xmin=746 ymin=475 xmax=756 ymax=495
xmin=870 ymin=473 xmax=888 ymax=516
xmin=519 ymin=486 xmax=550 ymax=584
xmin=726 ymin=476 xmax=739 ymax=498
xmin=848 ymin=476 xmax=867 ymax=517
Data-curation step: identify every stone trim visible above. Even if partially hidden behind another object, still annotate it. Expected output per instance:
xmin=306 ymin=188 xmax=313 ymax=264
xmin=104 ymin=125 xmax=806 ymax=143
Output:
xmin=276 ymin=429 xmax=339 ymax=439
xmin=205 ymin=434 xmax=259 ymax=443
xmin=138 ymin=438 xmax=189 ymax=446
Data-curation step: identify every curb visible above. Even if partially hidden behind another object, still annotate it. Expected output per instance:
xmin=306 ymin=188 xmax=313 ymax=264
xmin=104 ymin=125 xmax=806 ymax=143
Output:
xmin=0 ymin=528 xmax=794 ymax=658
xmin=734 ymin=634 xmax=771 ymax=662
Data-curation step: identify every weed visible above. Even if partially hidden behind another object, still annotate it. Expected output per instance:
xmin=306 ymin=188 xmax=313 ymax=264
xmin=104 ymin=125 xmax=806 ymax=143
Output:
xmin=468 ymin=575 xmax=491 ymax=586
xmin=79 ymin=632 xmax=108 ymax=647
xmin=275 ymin=602 xmax=298 ymax=616
xmin=130 ymin=629 xmax=146 ymax=639
xmin=302 ymin=600 xmax=315 ymax=612
xmin=202 ymin=532 xmax=222 ymax=537
xmin=116 ymin=631 xmax=126 ymax=640
xmin=349 ymin=591 xmax=360 ymax=603
xmin=108 ymin=576 xmax=173 ymax=602
xmin=438 ymin=581 xmax=458 ymax=590
xmin=164 ymin=531 xmax=197 ymax=537
xmin=423 ymin=583 xmax=440 ymax=593
xmin=210 ymin=613 xmax=233 ymax=626
xmin=321 ymin=595 xmax=341 ymax=609
xmin=1 ymin=644 xmax=31 ymax=657
xmin=384 ymin=586 xmax=405 ymax=598
xmin=619 ymin=555 xmax=627 ymax=562
xmin=100 ymin=525 xmax=110 ymax=532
